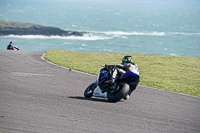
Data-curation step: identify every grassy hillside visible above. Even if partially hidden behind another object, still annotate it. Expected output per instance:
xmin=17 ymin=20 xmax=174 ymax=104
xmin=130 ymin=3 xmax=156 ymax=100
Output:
xmin=0 ymin=20 xmax=12 ymax=24
xmin=45 ymin=50 xmax=200 ymax=97
xmin=0 ymin=20 xmax=22 ymax=25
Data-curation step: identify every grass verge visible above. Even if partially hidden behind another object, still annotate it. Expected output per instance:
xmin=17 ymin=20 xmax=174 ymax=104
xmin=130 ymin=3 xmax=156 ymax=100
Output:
xmin=45 ymin=50 xmax=200 ymax=97
xmin=0 ymin=20 xmax=22 ymax=24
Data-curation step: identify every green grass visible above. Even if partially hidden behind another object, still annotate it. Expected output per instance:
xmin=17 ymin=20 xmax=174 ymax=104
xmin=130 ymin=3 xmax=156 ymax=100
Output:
xmin=0 ymin=20 xmax=14 ymax=24
xmin=0 ymin=20 xmax=23 ymax=25
xmin=45 ymin=50 xmax=200 ymax=97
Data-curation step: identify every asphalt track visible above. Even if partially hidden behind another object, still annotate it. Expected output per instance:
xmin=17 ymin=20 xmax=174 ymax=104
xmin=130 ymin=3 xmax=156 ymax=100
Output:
xmin=0 ymin=49 xmax=200 ymax=133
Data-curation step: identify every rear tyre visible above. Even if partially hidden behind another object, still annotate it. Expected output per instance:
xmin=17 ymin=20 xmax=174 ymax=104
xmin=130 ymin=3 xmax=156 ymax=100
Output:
xmin=84 ymin=81 xmax=96 ymax=98
xmin=107 ymin=82 xmax=129 ymax=102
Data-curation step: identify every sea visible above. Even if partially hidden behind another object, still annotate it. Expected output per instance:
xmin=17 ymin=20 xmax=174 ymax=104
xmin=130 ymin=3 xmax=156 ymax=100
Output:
xmin=0 ymin=0 xmax=200 ymax=57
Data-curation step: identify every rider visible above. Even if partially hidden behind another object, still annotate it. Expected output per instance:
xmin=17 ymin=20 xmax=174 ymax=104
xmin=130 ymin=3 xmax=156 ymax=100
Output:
xmin=106 ymin=55 xmax=139 ymax=100
xmin=7 ymin=41 xmax=19 ymax=50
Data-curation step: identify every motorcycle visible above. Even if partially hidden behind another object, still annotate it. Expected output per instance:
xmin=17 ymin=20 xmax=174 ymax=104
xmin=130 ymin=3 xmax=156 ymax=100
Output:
xmin=10 ymin=46 xmax=19 ymax=50
xmin=7 ymin=45 xmax=19 ymax=50
xmin=84 ymin=64 xmax=140 ymax=102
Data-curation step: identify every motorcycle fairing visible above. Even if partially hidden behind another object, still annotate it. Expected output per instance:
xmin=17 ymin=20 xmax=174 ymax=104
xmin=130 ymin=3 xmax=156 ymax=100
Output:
xmin=120 ymin=71 xmax=140 ymax=85
xmin=93 ymin=86 xmax=107 ymax=98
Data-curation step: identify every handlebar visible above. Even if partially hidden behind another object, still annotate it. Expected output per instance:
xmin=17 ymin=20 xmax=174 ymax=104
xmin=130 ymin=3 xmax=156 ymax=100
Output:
xmin=105 ymin=64 xmax=116 ymax=71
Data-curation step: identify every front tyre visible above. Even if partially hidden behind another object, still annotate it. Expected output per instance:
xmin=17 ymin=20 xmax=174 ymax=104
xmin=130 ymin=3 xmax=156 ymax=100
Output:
xmin=107 ymin=82 xmax=129 ymax=102
xmin=84 ymin=81 xmax=97 ymax=98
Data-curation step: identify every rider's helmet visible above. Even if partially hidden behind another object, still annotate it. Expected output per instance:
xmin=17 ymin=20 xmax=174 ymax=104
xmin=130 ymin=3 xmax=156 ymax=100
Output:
xmin=122 ymin=55 xmax=133 ymax=63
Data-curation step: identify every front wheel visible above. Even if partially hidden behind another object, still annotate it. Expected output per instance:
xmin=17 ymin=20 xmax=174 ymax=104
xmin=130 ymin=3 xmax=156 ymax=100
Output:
xmin=84 ymin=81 xmax=97 ymax=98
xmin=107 ymin=82 xmax=129 ymax=102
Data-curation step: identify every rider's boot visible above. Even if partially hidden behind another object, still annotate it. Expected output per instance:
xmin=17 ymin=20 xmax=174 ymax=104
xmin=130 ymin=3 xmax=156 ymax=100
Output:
xmin=123 ymin=94 xmax=130 ymax=100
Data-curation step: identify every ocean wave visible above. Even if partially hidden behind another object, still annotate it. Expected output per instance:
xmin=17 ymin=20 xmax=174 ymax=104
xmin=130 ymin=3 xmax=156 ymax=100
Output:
xmin=170 ymin=53 xmax=178 ymax=56
xmin=97 ymin=31 xmax=166 ymax=36
xmin=1 ymin=31 xmax=199 ymax=40
xmin=1 ymin=34 xmax=113 ymax=40
xmin=170 ymin=32 xmax=200 ymax=36
xmin=93 ymin=31 xmax=200 ymax=36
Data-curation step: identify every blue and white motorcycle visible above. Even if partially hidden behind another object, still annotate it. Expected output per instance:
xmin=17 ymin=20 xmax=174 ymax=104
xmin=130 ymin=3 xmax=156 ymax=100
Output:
xmin=84 ymin=64 xmax=140 ymax=102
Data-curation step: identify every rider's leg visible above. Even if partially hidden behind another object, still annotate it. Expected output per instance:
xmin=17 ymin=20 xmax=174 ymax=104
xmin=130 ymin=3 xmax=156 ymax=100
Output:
xmin=123 ymin=83 xmax=138 ymax=100
xmin=105 ymin=69 xmax=119 ymax=85
xmin=129 ymin=83 xmax=138 ymax=96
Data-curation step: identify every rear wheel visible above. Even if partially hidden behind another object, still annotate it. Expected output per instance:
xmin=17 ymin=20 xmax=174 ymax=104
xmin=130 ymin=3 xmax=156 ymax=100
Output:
xmin=84 ymin=81 xmax=97 ymax=98
xmin=107 ymin=82 xmax=129 ymax=102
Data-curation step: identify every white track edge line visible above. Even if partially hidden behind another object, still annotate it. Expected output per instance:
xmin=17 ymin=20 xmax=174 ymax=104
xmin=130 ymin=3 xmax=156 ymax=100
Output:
xmin=41 ymin=53 xmax=96 ymax=77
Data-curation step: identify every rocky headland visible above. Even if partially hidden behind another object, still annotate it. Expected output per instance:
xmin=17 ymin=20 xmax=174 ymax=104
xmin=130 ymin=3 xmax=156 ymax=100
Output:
xmin=0 ymin=20 xmax=86 ymax=36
